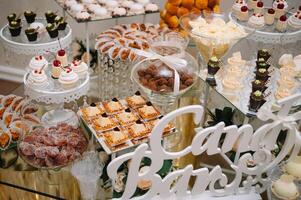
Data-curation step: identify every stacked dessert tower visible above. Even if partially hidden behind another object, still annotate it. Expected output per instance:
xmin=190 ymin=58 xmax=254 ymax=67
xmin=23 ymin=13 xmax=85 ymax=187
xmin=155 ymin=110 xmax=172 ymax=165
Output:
xmin=27 ymin=47 xmax=88 ymax=90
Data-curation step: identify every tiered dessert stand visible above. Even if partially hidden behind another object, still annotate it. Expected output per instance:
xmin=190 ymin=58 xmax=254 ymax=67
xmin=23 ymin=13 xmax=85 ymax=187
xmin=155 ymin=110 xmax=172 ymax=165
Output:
xmin=53 ymin=0 xmax=159 ymax=67
xmin=0 ymin=18 xmax=72 ymax=66
xmin=24 ymin=66 xmax=89 ymax=126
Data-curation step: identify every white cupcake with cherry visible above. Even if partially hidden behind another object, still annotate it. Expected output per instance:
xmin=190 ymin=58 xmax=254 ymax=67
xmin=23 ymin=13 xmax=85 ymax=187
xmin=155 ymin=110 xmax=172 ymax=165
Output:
xmin=70 ymin=60 xmax=88 ymax=78
xmin=58 ymin=67 xmax=79 ymax=89
xmin=28 ymin=69 xmax=48 ymax=88
xmin=28 ymin=55 xmax=48 ymax=71
xmin=288 ymin=8 xmax=301 ymax=30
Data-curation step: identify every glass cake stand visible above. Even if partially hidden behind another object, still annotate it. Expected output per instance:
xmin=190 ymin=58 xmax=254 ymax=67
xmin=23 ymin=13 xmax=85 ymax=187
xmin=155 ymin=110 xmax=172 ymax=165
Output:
xmin=24 ymin=65 xmax=90 ymax=128
xmin=0 ymin=18 xmax=72 ymax=55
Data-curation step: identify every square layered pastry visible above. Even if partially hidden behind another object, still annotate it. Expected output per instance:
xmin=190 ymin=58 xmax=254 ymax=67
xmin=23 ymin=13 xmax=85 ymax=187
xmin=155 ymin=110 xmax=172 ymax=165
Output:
xmin=92 ymin=113 xmax=118 ymax=131
xmin=81 ymin=103 xmax=105 ymax=119
xmin=103 ymin=127 xmax=129 ymax=147
xmin=128 ymin=120 xmax=150 ymax=139
xmin=115 ymin=108 xmax=139 ymax=126
xmin=137 ymin=102 xmax=160 ymax=121
xmin=103 ymin=98 xmax=125 ymax=114
xmin=145 ymin=117 xmax=174 ymax=133
xmin=125 ymin=91 xmax=146 ymax=108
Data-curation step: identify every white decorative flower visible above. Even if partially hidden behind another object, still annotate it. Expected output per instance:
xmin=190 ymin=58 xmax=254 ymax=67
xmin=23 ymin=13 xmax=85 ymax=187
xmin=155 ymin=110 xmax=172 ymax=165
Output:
xmin=114 ymin=172 xmax=126 ymax=193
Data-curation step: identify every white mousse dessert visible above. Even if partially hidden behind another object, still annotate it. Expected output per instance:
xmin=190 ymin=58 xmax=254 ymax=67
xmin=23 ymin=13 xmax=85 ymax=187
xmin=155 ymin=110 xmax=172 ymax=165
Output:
xmin=28 ymin=69 xmax=48 ymax=88
xmin=70 ymin=60 xmax=88 ymax=78
xmin=28 ymin=55 xmax=48 ymax=71
xmin=58 ymin=67 xmax=79 ymax=88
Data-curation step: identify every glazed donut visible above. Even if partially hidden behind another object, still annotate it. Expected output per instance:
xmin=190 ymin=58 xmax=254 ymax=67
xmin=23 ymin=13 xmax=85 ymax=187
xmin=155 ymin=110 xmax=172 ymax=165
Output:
xmin=165 ymin=2 xmax=178 ymax=15
xmin=181 ymin=0 xmax=195 ymax=9
xmin=177 ymin=7 xmax=190 ymax=17
xmin=168 ymin=0 xmax=182 ymax=6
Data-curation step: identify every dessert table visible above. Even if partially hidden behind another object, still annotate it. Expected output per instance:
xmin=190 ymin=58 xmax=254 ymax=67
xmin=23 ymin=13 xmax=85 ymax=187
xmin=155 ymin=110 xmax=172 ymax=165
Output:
xmin=0 ymin=72 xmax=255 ymax=199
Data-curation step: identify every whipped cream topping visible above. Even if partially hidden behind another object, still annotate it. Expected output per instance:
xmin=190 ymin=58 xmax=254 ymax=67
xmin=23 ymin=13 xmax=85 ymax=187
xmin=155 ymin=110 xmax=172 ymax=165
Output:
xmin=59 ymin=68 xmax=79 ymax=84
xmin=76 ymin=11 xmax=91 ymax=19
xmin=232 ymin=0 xmax=247 ymax=12
xmin=272 ymin=0 xmax=288 ymax=10
xmin=145 ymin=3 xmax=158 ymax=12
xmin=285 ymin=156 xmax=301 ymax=178
xmin=190 ymin=17 xmax=247 ymax=42
xmin=227 ymin=52 xmax=246 ymax=66
xmin=71 ymin=60 xmax=88 ymax=75
xmin=248 ymin=13 xmax=265 ymax=27
xmin=113 ymin=7 xmax=126 ymax=16
xmin=275 ymin=87 xmax=290 ymax=100
xmin=222 ymin=77 xmax=241 ymax=90
xmin=279 ymin=54 xmax=295 ymax=68
xmin=288 ymin=11 xmax=301 ymax=28
xmin=94 ymin=7 xmax=108 ymax=16
xmin=130 ymin=3 xmax=144 ymax=14
xmin=28 ymin=70 xmax=48 ymax=86
xmin=29 ymin=55 xmax=48 ymax=70
xmin=272 ymin=174 xmax=299 ymax=199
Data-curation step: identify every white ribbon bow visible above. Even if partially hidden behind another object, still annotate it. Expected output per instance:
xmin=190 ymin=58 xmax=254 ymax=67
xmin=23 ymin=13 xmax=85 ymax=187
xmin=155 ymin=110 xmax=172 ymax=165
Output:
xmin=130 ymin=49 xmax=188 ymax=94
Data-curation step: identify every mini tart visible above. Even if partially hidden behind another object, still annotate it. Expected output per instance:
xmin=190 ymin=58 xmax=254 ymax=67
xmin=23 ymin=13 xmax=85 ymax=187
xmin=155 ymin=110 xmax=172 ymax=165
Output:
xmin=145 ymin=118 xmax=174 ymax=133
xmin=81 ymin=105 xmax=104 ymax=119
xmin=10 ymin=97 xmax=24 ymax=112
xmin=103 ymin=98 xmax=125 ymax=114
xmin=2 ymin=95 xmax=16 ymax=108
xmin=92 ymin=114 xmax=118 ymax=131
xmin=125 ymin=92 xmax=146 ymax=108
xmin=137 ymin=103 xmax=161 ymax=120
xmin=0 ymin=107 xmax=6 ymax=120
xmin=9 ymin=127 xmax=22 ymax=142
xmin=0 ymin=132 xmax=10 ymax=149
xmin=115 ymin=109 xmax=139 ymax=126
xmin=103 ymin=128 xmax=129 ymax=147
xmin=128 ymin=120 xmax=150 ymax=139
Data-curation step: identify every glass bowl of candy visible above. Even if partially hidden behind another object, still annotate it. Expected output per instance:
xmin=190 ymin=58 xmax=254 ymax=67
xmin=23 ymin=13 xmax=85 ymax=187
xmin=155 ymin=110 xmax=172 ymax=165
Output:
xmin=131 ymin=51 xmax=198 ymax=106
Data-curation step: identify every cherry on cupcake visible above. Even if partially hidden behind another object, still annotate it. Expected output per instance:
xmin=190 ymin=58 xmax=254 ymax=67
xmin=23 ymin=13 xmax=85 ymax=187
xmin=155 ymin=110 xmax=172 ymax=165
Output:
xmin=58 ymin=49 xmax=65 ymax=56
xmin=241 ymin=6 xmax=248 ymax=12
xmin=53 ymin=59 xmax=61 ymax=67
xmin=257 ymin=1 xmax=263 ymax=7
xmin=279 ymin=15 xmax=287 ymax=21
xmin=268 ymin=9 xmax=275 ymax=14
xmin=277 ymin=3 xmax=284 ymax=9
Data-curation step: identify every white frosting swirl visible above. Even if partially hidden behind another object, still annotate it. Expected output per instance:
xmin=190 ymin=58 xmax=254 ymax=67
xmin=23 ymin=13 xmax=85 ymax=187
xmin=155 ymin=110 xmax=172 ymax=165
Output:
xmin=272 ymin=0 xmax=288 ymax=10
xmin=248 ymin=14 xmax=265 ymax=28
xmin=59 ymin=68 xmax=79 ymax=85
xmin=94 ymin=7 xmax=108 ymax=16
xmin=145 ymin=3 xmax=158 ymax=12
xmin=28 ymin=70 xmax=48 ymax=87
xmin=71 ymin=60 xmax=88 ymax=78
xmin=29 ymin=56 xmax=48 ymax=71
xmin=288 ymin=13 xmax=301 ymax=29
xmin=232 ymin=0 xmax=247 ymax=12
